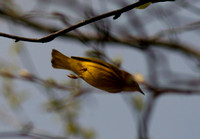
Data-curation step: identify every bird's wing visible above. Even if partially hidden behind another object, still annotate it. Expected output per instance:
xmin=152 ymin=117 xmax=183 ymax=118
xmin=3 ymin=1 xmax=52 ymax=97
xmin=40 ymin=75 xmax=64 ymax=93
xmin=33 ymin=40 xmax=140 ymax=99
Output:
xmin=71 ymin=56 xmax=123 ymax=80
xmin=71 ymin=56 xmax=110 ymax=68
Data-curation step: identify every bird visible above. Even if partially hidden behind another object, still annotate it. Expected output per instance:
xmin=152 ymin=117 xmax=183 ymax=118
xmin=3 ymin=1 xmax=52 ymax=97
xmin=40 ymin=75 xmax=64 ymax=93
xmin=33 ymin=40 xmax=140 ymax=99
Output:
xmin=51 ymin=49 xmax=144 ymax=95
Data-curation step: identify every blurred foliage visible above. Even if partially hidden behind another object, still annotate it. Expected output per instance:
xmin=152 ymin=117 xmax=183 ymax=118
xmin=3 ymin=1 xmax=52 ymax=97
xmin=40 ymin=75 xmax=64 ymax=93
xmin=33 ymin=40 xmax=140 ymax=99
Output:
xmin=132 ymin=95 xmax=144 ymax=113
xmin=0 ymin=0 xmax=200 ymax=139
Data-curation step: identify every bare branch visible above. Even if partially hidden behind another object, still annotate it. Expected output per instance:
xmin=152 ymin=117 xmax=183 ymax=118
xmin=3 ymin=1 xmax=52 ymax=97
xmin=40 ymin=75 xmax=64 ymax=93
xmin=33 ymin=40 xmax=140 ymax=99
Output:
xmin=0 ymin=0 xmax=175 ymax=43
xmin=0 ymin=70 xmax=72 ymax=91
xmin=0 ymin=131 xmax=66 ymax=139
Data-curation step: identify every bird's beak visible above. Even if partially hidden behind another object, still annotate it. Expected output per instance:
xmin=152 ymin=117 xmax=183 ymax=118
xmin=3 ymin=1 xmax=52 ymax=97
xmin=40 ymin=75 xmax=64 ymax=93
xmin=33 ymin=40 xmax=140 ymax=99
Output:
xmin=139 ymin=89 xmax=145 ymax=95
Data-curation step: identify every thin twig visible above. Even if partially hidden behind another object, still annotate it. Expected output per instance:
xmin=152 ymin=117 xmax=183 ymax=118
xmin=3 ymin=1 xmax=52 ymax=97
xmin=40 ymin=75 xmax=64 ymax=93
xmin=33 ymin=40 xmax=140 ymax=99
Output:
xmin=0 ymin=131 xmax=66 ymax=139
xmin=0 ymin=70 xmax=72 ymax=91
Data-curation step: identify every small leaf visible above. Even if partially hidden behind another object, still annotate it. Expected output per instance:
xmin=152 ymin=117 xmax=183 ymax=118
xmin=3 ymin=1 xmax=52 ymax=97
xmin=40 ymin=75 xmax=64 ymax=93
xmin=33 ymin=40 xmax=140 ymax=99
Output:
xmin=136 ymin=2 xmax=152 ymax=9
xmin=67 ymin=122 xmax=79 ymax=135
xmin=132 ymin=96 xmax=144 ymax=112
xmin=9 ymin=42 xmax=23 ymax=55
xmin=82 ymin=128 xmax=96 ymax=139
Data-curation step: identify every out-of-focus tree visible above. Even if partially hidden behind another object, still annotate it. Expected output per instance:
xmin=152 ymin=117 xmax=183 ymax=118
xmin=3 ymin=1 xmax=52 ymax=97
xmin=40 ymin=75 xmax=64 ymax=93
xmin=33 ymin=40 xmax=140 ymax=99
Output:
xmin=0 ymin=0 xmax=200 ymax=139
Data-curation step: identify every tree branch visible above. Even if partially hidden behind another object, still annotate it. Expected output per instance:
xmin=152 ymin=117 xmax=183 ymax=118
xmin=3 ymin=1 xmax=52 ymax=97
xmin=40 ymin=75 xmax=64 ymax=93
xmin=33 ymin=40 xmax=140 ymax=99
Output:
xmin=0 ymin=70 xmax=72 ymax=91
xmin=0 ymin=0 xmax=175 ymax=43
xmin=0 ymin=131 xmax=66 ymax=139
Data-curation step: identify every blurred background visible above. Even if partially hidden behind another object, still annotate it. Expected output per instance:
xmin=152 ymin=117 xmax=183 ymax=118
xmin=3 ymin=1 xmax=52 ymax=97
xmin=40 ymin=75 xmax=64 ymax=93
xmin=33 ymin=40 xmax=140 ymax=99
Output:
xmin=0 ymin=0 xmax=200 ymax=139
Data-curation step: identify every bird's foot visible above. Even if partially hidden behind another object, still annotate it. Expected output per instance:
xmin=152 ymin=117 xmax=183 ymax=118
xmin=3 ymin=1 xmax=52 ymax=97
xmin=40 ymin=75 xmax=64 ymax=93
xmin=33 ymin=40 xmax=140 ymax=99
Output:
xmin=67 ymin=74 xmax=79 ymax=79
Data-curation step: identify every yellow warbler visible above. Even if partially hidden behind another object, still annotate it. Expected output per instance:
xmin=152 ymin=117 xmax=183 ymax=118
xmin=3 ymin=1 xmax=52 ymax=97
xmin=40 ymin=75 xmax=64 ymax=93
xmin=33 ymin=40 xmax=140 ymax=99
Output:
xmin=51 ymin=49 xmax=144 ymax=95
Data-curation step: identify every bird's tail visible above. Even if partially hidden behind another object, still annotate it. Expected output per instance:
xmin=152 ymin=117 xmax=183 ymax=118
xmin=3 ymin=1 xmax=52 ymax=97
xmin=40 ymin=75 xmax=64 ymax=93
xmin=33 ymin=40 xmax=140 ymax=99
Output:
xmin=51 ymin=49 xmax=71 ymax=70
